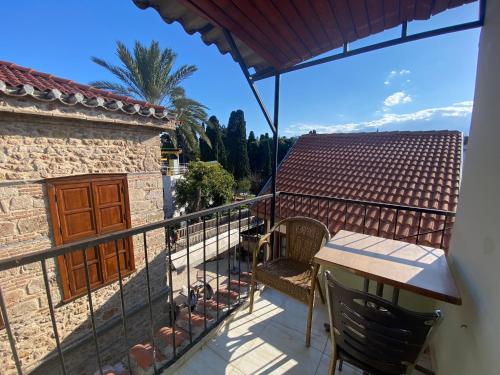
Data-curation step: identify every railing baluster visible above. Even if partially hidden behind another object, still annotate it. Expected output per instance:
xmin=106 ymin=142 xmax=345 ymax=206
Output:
xmin=41 ymin=259 xmax=67 ymax=375
xmin=0 ymin=287 xmax=23 ymax=375
xmin=166 ymin=227 xmax=177 ymax=358
xmin=326 ymin=199 xmax=330 ymax=231
xmin=82 ymin=249 xmax=104 ymax=375
xmin=440 ymin=215 xmax=448 ymax=249
xmin=393 ymin=209 xmax=400 ymax=239
xmin=238 ymin=207 xmax=242 ymax=304
xmin=142 ymin=233 xmax=158 ymax=375
xmin=113 ymin=239 xmax=131 ymax=373
xmin=216 ymin=212 xmax=220 ymax=321
xmin=185 ymin=219 xmax=193 ymax=343
xmin=202 ymin=217 xmax=207 ymax=331
xmin=416 ymin=212 xmax=423 ymax=245
xmin=246 ymin=205 xmax=251 ymax=279
xmin=362 ymin=205 xmax=367 ymax=234
xmin=344 ymin=203 xmax=348 ymax=229
xmin=227 ymin=209 xmax=231 ymax=314
xmin=377 ymin=206 xmax=382 ymax=237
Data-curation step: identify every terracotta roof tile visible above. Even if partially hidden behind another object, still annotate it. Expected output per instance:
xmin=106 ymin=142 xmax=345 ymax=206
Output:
xmin=0 ymin=60 xmax=174 ymax=120
xmin=256 ymin=131 xmax=462 ymax=250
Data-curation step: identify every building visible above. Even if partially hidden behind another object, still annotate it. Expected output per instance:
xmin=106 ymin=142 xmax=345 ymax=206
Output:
xmin=0 ymin=61 xmax=176 ymax=374
xmin=257 ymin=131 xmax=462 ymax=249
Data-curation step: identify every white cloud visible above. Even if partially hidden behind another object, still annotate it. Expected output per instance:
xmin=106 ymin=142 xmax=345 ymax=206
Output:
xmin=384 ymin=69 xmax=411 ymax=85
xmin=284 ymin=101 xmax=473 ymax=135
xmin=383 ymin=91 xmax=412 ymax=107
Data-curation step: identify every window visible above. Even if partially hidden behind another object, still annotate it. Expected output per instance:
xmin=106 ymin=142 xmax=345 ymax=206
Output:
xmin=0 ymin=308 xmax=4 ymax=329
xmin=47 ymin=174 xmax=134 ymax=302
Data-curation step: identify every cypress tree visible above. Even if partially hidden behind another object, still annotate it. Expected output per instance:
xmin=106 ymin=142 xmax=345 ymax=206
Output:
xmin=199 ymin=124 xmax=212 ymax=161
xmin=247 ymin=131 xmax=260 ymax=174
xmin=260 ymin=133 xmax=272 ymax=180
xmin=207 ymin=116 xmax=228 ymax=169
xmin=226 ymin=110 xmax=250 ymax=180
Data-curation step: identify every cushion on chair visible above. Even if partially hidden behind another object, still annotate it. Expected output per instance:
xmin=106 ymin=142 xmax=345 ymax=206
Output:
xmin=255 ymin=258 xmax=313 ymax=304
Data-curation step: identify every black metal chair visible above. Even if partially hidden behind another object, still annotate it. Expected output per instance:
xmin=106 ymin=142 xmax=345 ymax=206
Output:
xmin=324 ymin=271 xmax=442 ymax=375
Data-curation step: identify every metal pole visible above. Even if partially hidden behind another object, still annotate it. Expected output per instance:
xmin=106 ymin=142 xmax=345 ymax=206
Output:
xmin=270 ymin=74 xmax=280 ymax=229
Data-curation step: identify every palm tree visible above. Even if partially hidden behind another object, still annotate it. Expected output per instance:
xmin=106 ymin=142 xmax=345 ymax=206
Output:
xmin=90 ymin=40 xmax=209 ymax=155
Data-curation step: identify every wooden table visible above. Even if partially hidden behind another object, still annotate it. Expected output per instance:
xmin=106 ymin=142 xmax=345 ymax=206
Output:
xmin=314 ymin=230 xmax=461 ymax=305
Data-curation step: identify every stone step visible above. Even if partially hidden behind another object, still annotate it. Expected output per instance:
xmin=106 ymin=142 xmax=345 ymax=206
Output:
xmin=228 ymin=279 xmax=250 ymax=291
xmin=156 ymin=326 xmax=189 ymax=349
xmin=175 ymin=308 xmax=215 ymax=337
xmin=239 ymin=271 xmax=253 ymax=282
xmin=215 ymin=287 xmax=239 ymax=303
xmin=129 ymin=342 xmax=167 ymax=373
xmin=195 ymin=299 xmax=228 ymax=319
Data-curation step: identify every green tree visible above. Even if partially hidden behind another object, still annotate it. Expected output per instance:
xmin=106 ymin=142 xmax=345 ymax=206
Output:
xmin=247 ymin=131 xmax=260 ymax=175
xmin=203 ymin=116 xmax=228 ymax=168
xmin=260 ymin=133 xmax=272 ymax=180
xmin=175 ymin=161 xmax=234 ymax=213
xmin=90 ymin=40 xmax=209 ymax=155
xmin=226 ymin=110 xmax=250 ymax=181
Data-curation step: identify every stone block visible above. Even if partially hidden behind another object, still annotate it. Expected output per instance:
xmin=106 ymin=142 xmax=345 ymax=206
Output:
xmin=9 ymin=196 xmax=33 ymax=211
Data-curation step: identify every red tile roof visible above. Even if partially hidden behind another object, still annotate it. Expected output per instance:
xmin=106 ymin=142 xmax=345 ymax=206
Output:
xmin=256 ymin=131 xmax=462 ymax=250
xmin=0 ymin=60 xmax=173 ymax=120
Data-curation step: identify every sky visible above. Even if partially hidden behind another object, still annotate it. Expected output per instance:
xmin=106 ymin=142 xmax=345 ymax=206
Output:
xmin=0 ymin=1 xmax=481 ymax=137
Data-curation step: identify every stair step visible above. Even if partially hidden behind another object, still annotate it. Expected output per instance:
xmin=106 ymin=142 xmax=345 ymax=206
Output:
xmin=156 ymin=326 xmax=189 ymax=348
xmin=129 ymin=342 xmax=166 ymax=370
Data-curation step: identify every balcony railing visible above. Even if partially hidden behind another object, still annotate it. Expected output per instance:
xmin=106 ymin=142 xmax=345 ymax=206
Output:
xmin=0 ymin=191 xmax=455 ymax=375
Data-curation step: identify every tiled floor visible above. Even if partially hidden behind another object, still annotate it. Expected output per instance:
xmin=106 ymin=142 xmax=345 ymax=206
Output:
xmin=168 ymin=288 xmax=362 ymax=375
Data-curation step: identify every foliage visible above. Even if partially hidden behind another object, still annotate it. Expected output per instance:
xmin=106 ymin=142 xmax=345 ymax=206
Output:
xmin=247 ymin=131 xmax=260 ymax=175
xmin=259 ymin=133 xmax=272 ymax=180
xmin=90 ymin=40 xmax=209 ymax=155
xmin=235 ymin=178 xmax=251 ymax=194
xmin=225 ymin=110 xmax=250 ymax=181
xmin=175 ymin=161 xmax=234 ymax=213
xmin=200 ymin=116 xmax=228 ymax=169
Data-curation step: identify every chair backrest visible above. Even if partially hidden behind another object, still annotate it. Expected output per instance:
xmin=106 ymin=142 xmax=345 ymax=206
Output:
xmin=325 ymin=271 xmax=441 ymax=375
xmin=276 ymin=217 xmax=330 ymax=264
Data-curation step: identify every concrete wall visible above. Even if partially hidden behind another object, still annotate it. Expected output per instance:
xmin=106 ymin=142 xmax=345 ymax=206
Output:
xmin=0 ymin=108 xmax=168 ymax=374
xmin=433 ymin=2 xmax=500 ymax=374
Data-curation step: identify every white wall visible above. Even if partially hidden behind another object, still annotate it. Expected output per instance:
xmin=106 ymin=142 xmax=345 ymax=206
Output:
xmin=433 ymin=2 xmax=500 ymax=374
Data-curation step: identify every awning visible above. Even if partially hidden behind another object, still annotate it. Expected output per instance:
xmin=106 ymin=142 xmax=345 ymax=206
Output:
xmin=134 ymin=0 xmax=477 ymax=76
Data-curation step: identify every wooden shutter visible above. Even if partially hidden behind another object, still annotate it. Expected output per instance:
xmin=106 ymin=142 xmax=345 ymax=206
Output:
xmin=47 ymin=174 xmax=134 ymax=302
xmin=92 ymin=178 xmax=134 ymax=281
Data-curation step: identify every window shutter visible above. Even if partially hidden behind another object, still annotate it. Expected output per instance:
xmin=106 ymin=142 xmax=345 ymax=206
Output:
xmin=91 ymin=178 xmax=134 ymax=281
xmin=47 ymin=175 xmax=134 ymax=301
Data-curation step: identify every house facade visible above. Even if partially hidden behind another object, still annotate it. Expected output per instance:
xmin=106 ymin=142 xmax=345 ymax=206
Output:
xmin=0 ymin=61 xmax=176 ymax=374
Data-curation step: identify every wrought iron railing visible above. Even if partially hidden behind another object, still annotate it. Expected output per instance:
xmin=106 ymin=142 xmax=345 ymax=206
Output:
xmin=0 ymin=191 xmax=456 ymax=374
xmin=276 ymin=191 xmax=456 ymax=250
xmin=0 ymin=194 xmax=271 ymax=375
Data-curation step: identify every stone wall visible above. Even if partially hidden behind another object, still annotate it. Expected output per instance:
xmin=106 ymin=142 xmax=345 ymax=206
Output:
xmin=0 ymin=111 xmax=170 ymax=374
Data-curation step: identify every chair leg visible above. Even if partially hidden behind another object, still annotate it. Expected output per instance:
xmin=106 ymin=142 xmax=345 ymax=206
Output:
xmin=249 ymin=279 xmax=256 ymax=314
xmin=306 ymin=263 xmax=320 ymax=347
xmin=329 ymin=343 xmax=337 ymax=375
xmin=316 ymin=276 xmax=326 ymax=305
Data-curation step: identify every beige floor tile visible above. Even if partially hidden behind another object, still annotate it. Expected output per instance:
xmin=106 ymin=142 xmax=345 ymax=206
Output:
xmin=173 ymin=346 xmax=245 ymax=375
xmin=229 ymin=321 xmax=323 ymax=375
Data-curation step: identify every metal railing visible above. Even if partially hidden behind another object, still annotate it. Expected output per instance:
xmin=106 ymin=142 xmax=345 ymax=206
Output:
xmin=0 ymin=194 xmax=272 ymax=375
xmin=161 ymin=164 xmax=188 ymax=176
xmin=0 ymin=190 xmax=456 ymax=374
xmin=276 ymin=191 xmax=456 ymax=250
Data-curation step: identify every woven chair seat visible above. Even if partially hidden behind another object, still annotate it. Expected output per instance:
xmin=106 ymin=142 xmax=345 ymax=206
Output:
xmin=255 ymin=258 xmax=313 ymax=304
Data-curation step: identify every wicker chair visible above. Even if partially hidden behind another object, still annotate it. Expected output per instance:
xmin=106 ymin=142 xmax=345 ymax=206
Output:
xmin=324 ymin=271 xmax=442 ymax=375
xmin=249 ymin=217 xmax=330 ymax=347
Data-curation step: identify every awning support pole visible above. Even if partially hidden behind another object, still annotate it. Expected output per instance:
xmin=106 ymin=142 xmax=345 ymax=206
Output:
xmin=270 ymin=74 xmax=280 ymax=229
xmin=223 ymin=29 xmax=276 ymax=134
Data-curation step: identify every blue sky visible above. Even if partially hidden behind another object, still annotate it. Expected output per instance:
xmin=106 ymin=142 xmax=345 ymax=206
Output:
xmin=0 ymin=1 xmax=480 ymax=137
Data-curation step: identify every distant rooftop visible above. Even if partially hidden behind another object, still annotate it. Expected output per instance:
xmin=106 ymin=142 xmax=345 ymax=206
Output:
xmin=257 ymin=130 xmax=463 ymax=249
xmin=0 ymin=60 xmax=174 ymax=121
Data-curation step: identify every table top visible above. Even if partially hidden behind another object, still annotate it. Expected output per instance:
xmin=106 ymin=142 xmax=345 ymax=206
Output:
xmin=314 ymin=230 xmax=461 ymax=305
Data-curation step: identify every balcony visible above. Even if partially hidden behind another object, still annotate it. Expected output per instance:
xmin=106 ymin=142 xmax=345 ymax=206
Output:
xmin=0 ymin=192 xmax=452 ymax=375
